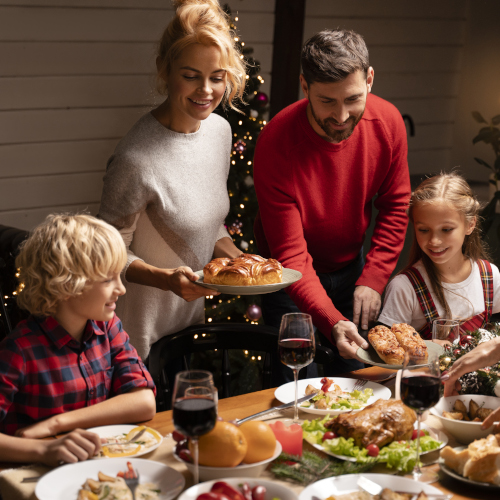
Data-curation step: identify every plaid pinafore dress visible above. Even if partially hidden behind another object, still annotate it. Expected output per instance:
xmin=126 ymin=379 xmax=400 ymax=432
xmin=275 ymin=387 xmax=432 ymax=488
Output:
xmin=402 ymin=260 xmax=493 ymax=340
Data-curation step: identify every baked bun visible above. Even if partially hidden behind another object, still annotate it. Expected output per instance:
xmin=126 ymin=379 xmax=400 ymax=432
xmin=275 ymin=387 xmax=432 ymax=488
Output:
xmin=203 ymin=253 xmax=283 ymax=286
xmin=391 ymin=323 xmax=428 ymax=361
xmin=368 ymin=325 xmax=405 ymax=365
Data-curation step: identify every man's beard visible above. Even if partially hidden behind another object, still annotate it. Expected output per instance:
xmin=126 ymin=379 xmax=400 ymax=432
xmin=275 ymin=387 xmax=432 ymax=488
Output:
xmin=310 ymin=104 xmax=364 ymax=143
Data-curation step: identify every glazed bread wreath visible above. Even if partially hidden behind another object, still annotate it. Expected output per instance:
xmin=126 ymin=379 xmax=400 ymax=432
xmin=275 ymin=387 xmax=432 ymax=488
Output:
xmin=203 ymin=253 xmax=283 ymax=286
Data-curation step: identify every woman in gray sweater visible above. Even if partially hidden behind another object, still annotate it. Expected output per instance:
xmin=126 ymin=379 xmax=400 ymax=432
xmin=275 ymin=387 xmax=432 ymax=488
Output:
xmin=99 ymin=0 xmax=246 ymax=361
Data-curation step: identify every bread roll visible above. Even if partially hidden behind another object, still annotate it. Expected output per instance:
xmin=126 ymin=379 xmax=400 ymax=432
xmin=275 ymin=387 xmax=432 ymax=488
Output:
xmin=203 ymin=253 xmax=283 ymax=286
xmin=368 ymin=325 xmax=405 ymax=365
xmin=391 ymin=323 xmax=428 ymax=361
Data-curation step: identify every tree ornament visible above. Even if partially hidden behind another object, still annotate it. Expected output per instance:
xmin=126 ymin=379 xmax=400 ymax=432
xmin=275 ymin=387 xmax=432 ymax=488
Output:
xmin=460 ymin=335 xmax=473 ymax=347
xmin=234 ymin=139 xmax=247 ymax=154
xmin=453 ymin=348 xmax=461 ymax=356
xmin=246 ymin=304 xmax=262 ymax=321
xmin=254 ymin=91 xmax=269 ymax=108
xmin=240 ymin=240 xmax=249 ymax=251
xmin=250 ymin=109 xmax=259 ymax=118
xmin=440 ymin=357 xmax=452 ymax=370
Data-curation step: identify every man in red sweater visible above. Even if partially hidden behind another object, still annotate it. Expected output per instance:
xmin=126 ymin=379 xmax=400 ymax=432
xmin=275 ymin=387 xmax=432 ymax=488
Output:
xmin=254 ymin=29 xmax=411 ymax=378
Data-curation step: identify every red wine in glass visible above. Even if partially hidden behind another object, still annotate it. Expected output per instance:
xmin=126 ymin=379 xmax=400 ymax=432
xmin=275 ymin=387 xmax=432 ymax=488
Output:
xmin=278 ymin=338 xmax=315 ymax=369
xmin=401 ymin=374 xmax=441 ymax=412
xmin=172 ymin=397 xmax=216 ymax=438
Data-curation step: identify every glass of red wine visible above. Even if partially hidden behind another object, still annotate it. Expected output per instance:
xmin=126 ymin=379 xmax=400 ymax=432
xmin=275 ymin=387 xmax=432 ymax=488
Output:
xmin=172 ymin=370 xmax=217 ymax=484
xmin=278 ymin=312 xmax=316 ymax=423
xmin=400 ymin=350 xmax=441 ymax=483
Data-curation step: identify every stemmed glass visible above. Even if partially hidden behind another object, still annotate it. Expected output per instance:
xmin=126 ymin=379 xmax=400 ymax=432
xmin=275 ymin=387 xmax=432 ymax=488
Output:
xmin=400 ymin=350 xmax=441 ymax=483
xmin=432 ymin=319 xmax=460 ymax=348
xmin=172 ymin=370 xmax=217 ymax=484
xmin=278 ymin=312 xmax=316 ymax=423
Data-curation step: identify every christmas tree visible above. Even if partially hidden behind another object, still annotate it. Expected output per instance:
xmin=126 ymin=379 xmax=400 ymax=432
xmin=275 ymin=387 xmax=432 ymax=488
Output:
xmin=206 ymin=6 xmax=269 ymax=325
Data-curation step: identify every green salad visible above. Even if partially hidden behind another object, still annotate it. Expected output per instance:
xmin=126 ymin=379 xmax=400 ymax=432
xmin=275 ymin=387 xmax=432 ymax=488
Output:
xmin=301 ymin=388 xmax=374 ymax=411
xmin=302 ymin=415 xmax=443 ymax=473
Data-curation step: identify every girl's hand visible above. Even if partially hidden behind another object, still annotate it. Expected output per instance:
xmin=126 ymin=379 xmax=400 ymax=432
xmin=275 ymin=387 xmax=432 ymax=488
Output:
xmin=163 ymin=266 xmax=219 ymax=301
xmin=38 ymin=429 xmax=102 ymax=467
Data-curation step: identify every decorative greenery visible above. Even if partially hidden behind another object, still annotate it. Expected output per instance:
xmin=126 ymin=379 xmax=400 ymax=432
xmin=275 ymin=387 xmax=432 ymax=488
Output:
xmin=472 ymin=111 xmax=500 ymax=236
xmin=270 ymin=451 xmax=375 ymax=485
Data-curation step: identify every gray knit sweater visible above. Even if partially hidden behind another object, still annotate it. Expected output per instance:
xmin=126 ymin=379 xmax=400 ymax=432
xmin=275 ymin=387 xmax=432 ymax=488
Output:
xmin=99 ymin=112 xmax=232 ymax=360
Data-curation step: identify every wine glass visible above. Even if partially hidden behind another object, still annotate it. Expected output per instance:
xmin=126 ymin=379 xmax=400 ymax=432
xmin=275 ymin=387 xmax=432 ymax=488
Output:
xmin=172 ymin=370 xmax=217 ymax=484
xmin=432 ymin=319 xmax=460 ymax=348
xmin=278 ymin=312 xmax=316 ymax=423
xmin=400 ymin=350 xmax=441 ymax=483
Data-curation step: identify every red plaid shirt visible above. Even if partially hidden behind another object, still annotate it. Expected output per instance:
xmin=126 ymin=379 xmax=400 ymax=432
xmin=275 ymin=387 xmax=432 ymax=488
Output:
xmin=0 ymin=314 xmax=155 ymax=435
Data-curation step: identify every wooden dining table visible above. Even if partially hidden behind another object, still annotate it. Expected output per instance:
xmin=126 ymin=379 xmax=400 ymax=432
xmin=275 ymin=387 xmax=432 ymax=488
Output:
xmin=0 ymin=366 xmax=498 ymax=500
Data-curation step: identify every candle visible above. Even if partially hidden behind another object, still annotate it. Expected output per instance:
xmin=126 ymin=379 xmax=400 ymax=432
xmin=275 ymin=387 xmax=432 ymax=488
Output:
xmin=269 ymin=420 xmax=303 ymax=456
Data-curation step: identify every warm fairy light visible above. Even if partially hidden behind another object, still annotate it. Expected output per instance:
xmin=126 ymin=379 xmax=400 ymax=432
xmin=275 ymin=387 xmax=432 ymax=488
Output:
xmin=244 ymin=350 xmax=248 ymax=354
xmin=235 ymin=16 xmax=238 ymax=21
xmin=234 ymin=133 xmax=237 ymax=137
xmin=249 ymin=136 xmax=252 ymax=140
xmin=247 ymin=161 xmax=252 ymax=165
xmin=202 ymin=333 xmax=206 ymax=337
xmin=240 ymin=204 xmax=244 ymax=208
xmin=208 ymin=318 xmax=212 ymax=322
xmin=246 ymin=75 xmax=249 ymax=79
xmin=240 ymin=155 xmax=244 ymax=159
xmin=194 ymin=334 xmax=198 ymax=339
xmin=241 ymin=42 xmax=245 ymax=46
xmin=251 ymin=356 xmax=255 ymax=360
xmin=263 ymin=121 xmax=267 ymax=125
xmin=238 ymin=120 xmax=242 ymax=125
xmin=250 ymin=240 xmax=253 ymax=244
xmin=227 ymin=316 xmax=231 ymax=320
xmin=235 ymin=37 xmax=239 ymax=41
xmin=257 ymin=356 xmax=261 ymax=360
xmin=240 ymin=55 xmax=244 ymax=59
xmin=232 ymin=160 xmax=236 ymax=165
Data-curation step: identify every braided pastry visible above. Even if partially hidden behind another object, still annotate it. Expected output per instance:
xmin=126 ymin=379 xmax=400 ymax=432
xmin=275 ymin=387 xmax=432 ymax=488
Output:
xmin=203 ymin=253 xmax=283 ymax=286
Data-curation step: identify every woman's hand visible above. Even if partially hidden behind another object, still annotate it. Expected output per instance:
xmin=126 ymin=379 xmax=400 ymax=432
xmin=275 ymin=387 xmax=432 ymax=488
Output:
xmin=15 ymin=415 xmax=59 ymax=439
xmin=163 ymin=266 xmax=219 ymax=301
xmin=38 ymin=429 xmax=102 ymax=467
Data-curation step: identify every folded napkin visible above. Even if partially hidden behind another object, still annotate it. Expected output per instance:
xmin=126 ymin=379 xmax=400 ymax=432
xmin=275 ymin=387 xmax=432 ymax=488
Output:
xmin=0 ymin=464 xmax=51 ymax=500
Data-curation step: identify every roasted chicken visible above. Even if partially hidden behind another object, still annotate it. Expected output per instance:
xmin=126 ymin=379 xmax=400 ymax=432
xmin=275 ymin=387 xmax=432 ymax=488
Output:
xmin=325 ymin=398 xmax=417 ymax=448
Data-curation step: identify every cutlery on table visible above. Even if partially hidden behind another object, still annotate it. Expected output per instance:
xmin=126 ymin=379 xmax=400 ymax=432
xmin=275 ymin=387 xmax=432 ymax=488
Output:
xmin=236 ymin=392 xmax=318 ymax=424
xmin=104 ymin=427 xmax=147 ymax=446
xmin=357 ymin=476 xmax=453 ymax=500
xmin=352 ymin=379 xmax=368 ymax=391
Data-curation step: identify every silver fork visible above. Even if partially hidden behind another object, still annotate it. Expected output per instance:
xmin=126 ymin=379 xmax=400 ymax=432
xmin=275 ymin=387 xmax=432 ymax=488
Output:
xmin=352 ymin=379 xmax=368 ymax=391
xmin=123 ymin=470 xmax=139 ymax=500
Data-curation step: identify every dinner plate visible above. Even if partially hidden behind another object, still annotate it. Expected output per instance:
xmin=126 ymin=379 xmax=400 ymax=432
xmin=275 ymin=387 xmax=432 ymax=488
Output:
xmin=439 ymin=446 xmax=500 ymax=488
xmin=194 ymin=267 xmax=302 ymax=295
xmin=298 ymin=473 xmax=444 ymax=500
xmin=274 ymin=377 xmax=392 ymax=416
xmin=356 ymin=340 xmax=444 ymax=369
xmin=87 ymin=424 xmax=163 ymax=459
xmin=35 ymin=458 xmax=184 ymax=500
xmin=306 ymin=422 xmax=448 ymax=462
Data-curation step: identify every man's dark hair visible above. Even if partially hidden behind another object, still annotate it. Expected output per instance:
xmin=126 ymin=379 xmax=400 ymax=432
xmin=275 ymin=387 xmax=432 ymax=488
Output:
xmin=301 ymin=29 xmax=370 ymax=85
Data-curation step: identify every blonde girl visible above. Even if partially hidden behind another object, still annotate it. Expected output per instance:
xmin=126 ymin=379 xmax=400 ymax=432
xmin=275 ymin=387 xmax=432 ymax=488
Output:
xmin=98 ymin=0 xmax=246 ymax=361
xmin=378 ymin=172 xmax=500 ymax=339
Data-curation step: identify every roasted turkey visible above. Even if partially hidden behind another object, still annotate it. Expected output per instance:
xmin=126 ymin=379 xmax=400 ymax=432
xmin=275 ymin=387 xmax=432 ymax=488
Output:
xmin=325 ymin=398 xmax=416 ymax=448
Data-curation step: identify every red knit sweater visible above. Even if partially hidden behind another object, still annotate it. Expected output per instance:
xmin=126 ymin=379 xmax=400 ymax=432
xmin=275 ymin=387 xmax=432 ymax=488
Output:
xmin=253 ymin=95 xmax=410 ymax=342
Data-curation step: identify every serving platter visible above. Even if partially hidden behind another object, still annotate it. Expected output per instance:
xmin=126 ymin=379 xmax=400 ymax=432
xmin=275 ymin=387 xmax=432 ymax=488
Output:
xmin=356 ymin=340 xmax=444 ymax=369
xmin=194 ymin=267 xmax=302 ymax=295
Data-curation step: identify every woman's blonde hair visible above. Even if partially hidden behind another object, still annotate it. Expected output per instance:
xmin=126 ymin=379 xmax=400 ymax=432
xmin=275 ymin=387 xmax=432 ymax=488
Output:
xmin=401 ymin=171 xmax=488 ymax=318
xmin=156 ymin=0 xmax=246 ymax=111
xmin=15 ymin=214 xmax=127 ymax=316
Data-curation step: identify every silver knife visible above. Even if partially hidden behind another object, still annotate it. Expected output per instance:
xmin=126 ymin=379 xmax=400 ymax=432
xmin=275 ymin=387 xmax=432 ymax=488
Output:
xmin=236 ymin=392 xmax=318 ymax=424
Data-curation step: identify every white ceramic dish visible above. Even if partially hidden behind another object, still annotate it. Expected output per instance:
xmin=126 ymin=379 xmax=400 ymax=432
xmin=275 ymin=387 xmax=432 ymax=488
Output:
xmin=174 ymin=441 xmax=282 ymax=481
xmin=430 ymin=394 xmax=500 ymax=444
xmin=35 ymin=458 xmax=184 ymax=500
xmin=87 ymin=424 xmax=163 ymax=458
xmin=179 ymin=477 xmax=298 ymax=500
xmin=274 ymin=377 xmax=392 ymax=416
xmin=356 ymin=340 xmax=444 ymax=369
xmin=298 ymin=473 xmax=444 ymax=500
xmin=194 ymin=268 xmax=302 ymax=295
xmin=305 ymin=422 xmax=448 ymax=462
xmin=439 ymin=445 xmax=500 ymax=488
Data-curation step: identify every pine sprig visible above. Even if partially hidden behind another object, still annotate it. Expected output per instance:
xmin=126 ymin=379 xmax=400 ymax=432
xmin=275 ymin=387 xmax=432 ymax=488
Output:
xmin=270 ymin=452 xmax=376 ymax=485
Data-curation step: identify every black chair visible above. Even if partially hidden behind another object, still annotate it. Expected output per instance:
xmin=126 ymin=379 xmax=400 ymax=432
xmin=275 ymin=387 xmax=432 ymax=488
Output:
xmin=148 ymin=322 xmax=335 ymax=411
xmin=0 ymin=225 xmax=29 ymax=340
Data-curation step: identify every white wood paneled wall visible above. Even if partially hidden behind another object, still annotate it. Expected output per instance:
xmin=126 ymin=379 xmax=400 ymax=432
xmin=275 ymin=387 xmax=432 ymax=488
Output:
xmin=303 ymin=0 xmax=468 ymax=178
xmin=0 ymin=0 xmax=274 ymax=230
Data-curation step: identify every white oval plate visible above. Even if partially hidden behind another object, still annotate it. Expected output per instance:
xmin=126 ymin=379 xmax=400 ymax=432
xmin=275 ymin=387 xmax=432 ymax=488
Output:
xmin=35 ymin=458 xmax=184 ymax=500
xmin=298 ymin=473 xmax=444 ymax=500
xmin=306 ymin=422 xmax=448 ymax=462
xmin=274 ymin=377 xmax=392 ymax=416
xmin=194 ymin=267 xmax=302 ymax=295
xmin=87 ymin=424 xmax=163 ymax=459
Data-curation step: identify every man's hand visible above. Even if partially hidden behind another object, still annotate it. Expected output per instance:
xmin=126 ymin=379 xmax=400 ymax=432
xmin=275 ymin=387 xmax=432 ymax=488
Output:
xmin=332 ymin=320 xmax=369 ymax=359
xmin=353 ymin=286 xmax=381 ymax=330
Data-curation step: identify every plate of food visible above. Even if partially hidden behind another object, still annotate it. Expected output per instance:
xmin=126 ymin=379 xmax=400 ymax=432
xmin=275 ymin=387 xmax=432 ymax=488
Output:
xmin=301 ymin=399 xmax=445 ymax=473
xmin=357 ymin=324 xmax=444 ymax=369
xmin=35 ymin=458 xmax=184 ymax=500
xmin=298 ymin=473 xmax=445 ymax=500
xmin=195 ymin=253 xmax=301 ymax=295
xmin=87 ymin=424 xmax=163 ymax=459
xmin=274 ymin=377 xmax=392 ymax=416
xmin=439 ymin=435 xmax=500 ymax=487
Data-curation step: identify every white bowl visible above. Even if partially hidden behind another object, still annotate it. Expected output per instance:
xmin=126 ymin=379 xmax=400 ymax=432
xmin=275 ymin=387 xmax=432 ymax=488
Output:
xmin=430 ymin=394 xmax=500 ymax=444
xmin=178 ymin=477 xmax=298 ymax=500
xmin=174 ymin=441 xmax=282 ymax=482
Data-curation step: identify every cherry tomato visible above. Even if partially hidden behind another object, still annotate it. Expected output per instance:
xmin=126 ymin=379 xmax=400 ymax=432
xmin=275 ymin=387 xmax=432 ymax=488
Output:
xmin=178 ymin=449 xmax=193 ymax=463
xmin=241 ymin=482 xmax=252 ymax=500
xmin=366 ymin=444 xmax=379 ymax=457
xmin=251 ymin=485 xmax=266 ymax=500
xmin=322 ymin=431 xmax=337 ymax=441
xmin=211 ymin=482 xmax=245 ymax=500
xmin=411 ymin=429 xmax=426 ymax=440
xmin=172 ymin=430 xmax=186 ymax=443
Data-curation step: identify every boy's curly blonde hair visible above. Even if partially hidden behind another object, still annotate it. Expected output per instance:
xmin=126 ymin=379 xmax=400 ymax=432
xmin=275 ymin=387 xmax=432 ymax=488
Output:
xmin=15 ymin=214 xmax=127 ymax=316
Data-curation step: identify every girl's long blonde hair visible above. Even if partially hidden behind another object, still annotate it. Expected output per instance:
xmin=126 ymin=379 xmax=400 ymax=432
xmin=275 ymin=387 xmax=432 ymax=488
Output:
xmin=401 ymin=172 xmax=489 ymax=318
xmin=156 ymin=0 xmax=246 ymax=111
